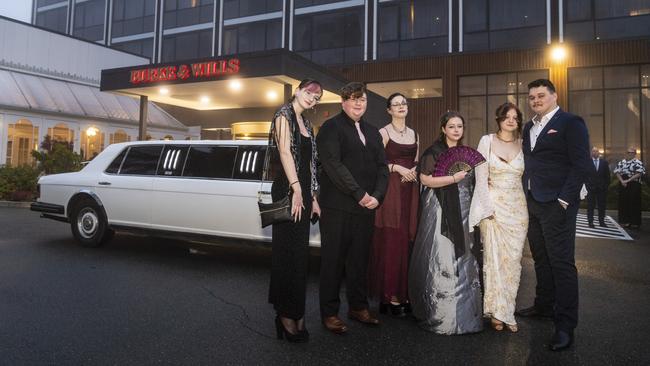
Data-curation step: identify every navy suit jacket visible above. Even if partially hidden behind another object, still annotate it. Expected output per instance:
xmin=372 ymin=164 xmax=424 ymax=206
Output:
xmin=522 ymin=109 xmax=591 ymax=204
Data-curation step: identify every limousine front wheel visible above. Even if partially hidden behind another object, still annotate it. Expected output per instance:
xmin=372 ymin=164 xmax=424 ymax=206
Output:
xmin=70 ymin=198 xmax=112 ymax=247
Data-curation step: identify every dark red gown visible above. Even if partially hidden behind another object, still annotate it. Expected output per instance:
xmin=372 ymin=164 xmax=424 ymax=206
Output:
xmin=368 ymin=138 xmax=419 ymax=303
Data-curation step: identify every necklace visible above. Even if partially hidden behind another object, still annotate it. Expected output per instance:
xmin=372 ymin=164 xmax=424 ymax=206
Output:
xmin=391 ymin=122 xmax=407 ymax=137
xmin=495 ymin=132 xmax=515 ymax=143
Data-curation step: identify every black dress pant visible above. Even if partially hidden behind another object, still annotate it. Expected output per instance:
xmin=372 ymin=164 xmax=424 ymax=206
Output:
xmin=587 ymin=188 xmax=607 ymax=225
xmin=319 ymin=207 xmax=374 ymax=318
xmin=618 ymin=181 xmax=642 ymax=226
xmin=527 ymin=193 xmax=579 ymax=332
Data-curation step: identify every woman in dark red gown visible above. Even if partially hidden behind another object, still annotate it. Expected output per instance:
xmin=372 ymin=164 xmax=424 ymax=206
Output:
xmin=368 ymin=93 xmax=420 ymax=317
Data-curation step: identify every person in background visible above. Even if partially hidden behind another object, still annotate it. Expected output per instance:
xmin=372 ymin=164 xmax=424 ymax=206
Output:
xmin=586 ymin=147 xmax=610 ymax=228
xmin=614 ymin=147 xmax=646 ymax=229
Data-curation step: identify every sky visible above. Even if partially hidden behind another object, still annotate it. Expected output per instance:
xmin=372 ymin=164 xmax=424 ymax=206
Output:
xmin=0 ymin=0 xmax=32 ymax=23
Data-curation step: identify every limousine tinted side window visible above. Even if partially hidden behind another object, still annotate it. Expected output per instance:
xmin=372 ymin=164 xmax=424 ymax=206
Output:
xmin=233 ymin=146 xmax=266 ymax=181
xmin=105 ymin=148 xmax=127 ymax=174
xmin=119 ymin=145 xmax=163 ymax=175
xmin=156 ymin=145 xmax=189 ymax=176
xmin=182 ymin=145 xmax=237 ymax=178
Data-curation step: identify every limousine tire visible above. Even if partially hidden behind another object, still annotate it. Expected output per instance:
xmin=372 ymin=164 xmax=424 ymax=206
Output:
xmin=70 ymin=197 xmax=111 ymax=247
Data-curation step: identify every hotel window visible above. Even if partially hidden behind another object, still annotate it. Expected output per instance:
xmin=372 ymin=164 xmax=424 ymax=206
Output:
xmin=35 ymin=1 xmax=68 ymax=34
xmin=295 ymin=0 xmax=349 ymax=7
xmin=164 ymin=0 xmax=215 ymax=29
xmin=569 ymin=65 xmax=649 ymax=163
xmin=110 ymin=130 xmax=131 ymax=145
xmin=6 ymin=119 xmax=40 ymax=167
xmin=294 ymin=6 xmax=364 ymax=65
xmin=222 ymin=20 xmax=282 ymax=54
xmin=81 ymin=127 xmax=105 ymax=160
xmin=162 ymin=29 xmax=213 ymax=62
xmin=458 ymin=70 xmax=548 ymax=149
xmin=463 ymin=0 xmax=546 ymax=52
xmin=47 ymin=123 xmax=75 ymax=150
xmin=73 ymin=0 xmax=106 ymax=42
xmin=223 ymin=0 xmax=282 ymax=19
xmin=564 ymin=0 xmax=650 ymax=43
xmin=111 ymin=39 xmax=154 ymax=58
xmin=111 ymin=0 xmax=156 ymax=38
xmin=377 ymin=0 xmax=448 ymax=59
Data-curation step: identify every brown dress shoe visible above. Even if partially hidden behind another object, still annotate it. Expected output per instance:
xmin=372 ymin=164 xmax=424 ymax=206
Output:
xmin=322 ymin=316 xmax=348 ymax=334
xmin=348 ymin=308 xmax=380 ymax=325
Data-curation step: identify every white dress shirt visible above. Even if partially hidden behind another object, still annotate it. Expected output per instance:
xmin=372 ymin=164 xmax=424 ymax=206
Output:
xmin=529 ymin=106 xmax=560 ymax=151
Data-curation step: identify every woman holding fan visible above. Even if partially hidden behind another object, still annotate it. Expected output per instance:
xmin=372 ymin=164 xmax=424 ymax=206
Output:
xmin=408 ymin=111 xmax=484 ymax=335
xmin=469 ymin=103 xmax=528 ymax=333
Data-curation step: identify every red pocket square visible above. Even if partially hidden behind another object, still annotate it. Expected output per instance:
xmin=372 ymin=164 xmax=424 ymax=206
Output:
xmin=547 ymin=129 xmax=558 ymax=134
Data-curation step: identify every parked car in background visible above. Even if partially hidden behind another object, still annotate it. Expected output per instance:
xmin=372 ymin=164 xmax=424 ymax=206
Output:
xmin=31 ymin=140 xmax=321 ymax=247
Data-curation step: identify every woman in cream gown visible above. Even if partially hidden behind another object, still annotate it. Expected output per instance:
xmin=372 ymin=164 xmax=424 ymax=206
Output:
xmin=470 ymin=103 xmax=528 ymax=332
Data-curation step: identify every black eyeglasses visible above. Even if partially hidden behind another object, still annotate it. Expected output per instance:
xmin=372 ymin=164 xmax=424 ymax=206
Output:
xmin=390 ymin=101 xmax=408 ymax=107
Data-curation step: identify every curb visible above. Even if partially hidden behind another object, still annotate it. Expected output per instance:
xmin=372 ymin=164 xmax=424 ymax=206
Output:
xmin=0 ymin=200 xmax=32 ymax=208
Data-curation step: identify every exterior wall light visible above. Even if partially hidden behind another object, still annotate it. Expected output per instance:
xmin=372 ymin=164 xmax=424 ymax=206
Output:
xmin=551 ymin=45 xmax=568 ymax=62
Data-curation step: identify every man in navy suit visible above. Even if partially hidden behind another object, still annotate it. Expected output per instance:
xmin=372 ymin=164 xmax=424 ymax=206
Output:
xmin=587 ymin=147 xmax=611 ymax=228
xmin=516 ymin=79 xmax=591 ymax=351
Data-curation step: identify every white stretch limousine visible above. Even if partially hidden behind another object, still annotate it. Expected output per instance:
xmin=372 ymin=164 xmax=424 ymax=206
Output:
xmin=31 ymin=140 xmax=321 ymax=247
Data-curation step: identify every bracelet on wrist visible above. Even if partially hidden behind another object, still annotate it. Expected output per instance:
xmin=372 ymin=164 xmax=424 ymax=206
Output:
xmin=290 ymin=180 xmax=299 ymax=187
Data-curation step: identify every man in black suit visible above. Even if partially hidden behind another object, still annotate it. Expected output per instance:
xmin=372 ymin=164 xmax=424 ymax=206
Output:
xmin=316 ymin=82 xmax=389 ymax=334
xmin=587 ymin=146 xmax=611 ymax=228
xmin=517 ymin=79 xmax=591 ymax=351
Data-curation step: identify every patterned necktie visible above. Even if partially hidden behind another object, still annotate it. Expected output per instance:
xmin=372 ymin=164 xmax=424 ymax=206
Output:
xmin=355 ymin=122 xmax=366 ymax=146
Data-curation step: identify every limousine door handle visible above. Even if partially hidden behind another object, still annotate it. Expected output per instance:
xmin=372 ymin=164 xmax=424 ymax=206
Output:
xmin=257 ymin=190 xmax=271 ymax=195
xmin=98 ymin=181 xmax=112 ymax=186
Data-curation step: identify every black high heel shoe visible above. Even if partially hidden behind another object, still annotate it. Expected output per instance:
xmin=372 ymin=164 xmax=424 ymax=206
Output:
xmin=296 ymin=318 xmax=309 ymax=341
xmin=389 ymin=303 xmax=406 ymax=318
xmin=275 ymin=316 xmax=307 ymax=343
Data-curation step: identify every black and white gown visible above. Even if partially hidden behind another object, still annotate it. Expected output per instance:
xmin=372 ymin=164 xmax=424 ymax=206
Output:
xmin=408 ymin=141 xmax=483 ymax=335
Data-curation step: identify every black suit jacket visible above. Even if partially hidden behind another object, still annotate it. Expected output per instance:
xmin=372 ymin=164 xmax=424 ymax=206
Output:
xmin=587 ymin=158 xmax=610 ymax=192
xmin=522 ymin=108 xmax=591 ymax=204
xmin=316 ymin=111 xmax=389 ymax=215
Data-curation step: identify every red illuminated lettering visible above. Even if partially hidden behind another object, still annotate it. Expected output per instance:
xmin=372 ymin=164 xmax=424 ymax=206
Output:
xmin=128 ymin=58 xmax=240 ymax=85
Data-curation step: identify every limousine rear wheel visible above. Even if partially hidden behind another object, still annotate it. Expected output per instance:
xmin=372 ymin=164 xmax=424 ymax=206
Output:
xmin=70 ymin=198 xmax=111 ymax=247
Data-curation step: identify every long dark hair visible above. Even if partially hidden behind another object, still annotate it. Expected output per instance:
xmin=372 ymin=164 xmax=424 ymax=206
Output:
xmin=438 ymin=110 xmax=465 ymax=146
xmin=495 ymin=102 xmax=523 ymax=137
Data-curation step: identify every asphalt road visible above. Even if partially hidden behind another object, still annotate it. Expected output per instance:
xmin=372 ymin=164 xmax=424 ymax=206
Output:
xmin=1 ymin=207 xmax=649 ymax=365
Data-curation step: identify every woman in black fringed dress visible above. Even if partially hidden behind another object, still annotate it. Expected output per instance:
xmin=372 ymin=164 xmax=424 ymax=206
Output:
xmin=268 ymin=79 xmax=323 ymax=343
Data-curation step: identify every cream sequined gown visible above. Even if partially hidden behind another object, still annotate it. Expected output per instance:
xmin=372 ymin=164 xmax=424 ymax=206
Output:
xmin=469 ymin=134 xmax=528 ymax=326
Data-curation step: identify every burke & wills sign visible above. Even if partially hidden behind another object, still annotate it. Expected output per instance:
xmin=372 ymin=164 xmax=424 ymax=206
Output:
xmin=129 ymin=58 xmax=240 ymax=85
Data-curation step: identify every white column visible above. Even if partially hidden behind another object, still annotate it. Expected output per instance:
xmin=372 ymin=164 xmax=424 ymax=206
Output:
xmin=73 ymin=122 xmax=81 ymax=154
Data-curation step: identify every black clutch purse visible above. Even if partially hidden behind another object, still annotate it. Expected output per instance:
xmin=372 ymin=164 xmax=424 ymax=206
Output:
xmin=258 ymin=132 xmax=292 ymax=228
xmin=258 ymin=193 xmax=291 ymax=228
